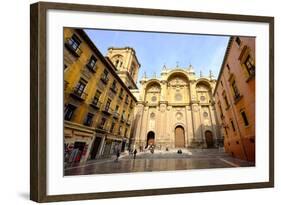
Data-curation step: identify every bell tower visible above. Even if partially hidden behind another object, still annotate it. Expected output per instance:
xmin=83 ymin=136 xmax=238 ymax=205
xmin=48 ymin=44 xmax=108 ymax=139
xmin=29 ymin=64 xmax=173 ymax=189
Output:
xmin=107 ymin=47 xmax=141 ymax=89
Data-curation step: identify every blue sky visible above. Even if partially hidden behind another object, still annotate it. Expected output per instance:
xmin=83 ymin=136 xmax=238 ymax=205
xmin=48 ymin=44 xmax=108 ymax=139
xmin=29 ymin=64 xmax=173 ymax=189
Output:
xmin=84 ymin=29 xmax=229 ymax=84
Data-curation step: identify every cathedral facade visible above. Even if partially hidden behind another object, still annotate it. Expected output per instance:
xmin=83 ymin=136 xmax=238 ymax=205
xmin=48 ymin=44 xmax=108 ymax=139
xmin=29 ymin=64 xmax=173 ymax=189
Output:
xmin=131 ymin=66 xmax=222 ymax=149
xmin=103 ymin=46 xmax=222 ymax=150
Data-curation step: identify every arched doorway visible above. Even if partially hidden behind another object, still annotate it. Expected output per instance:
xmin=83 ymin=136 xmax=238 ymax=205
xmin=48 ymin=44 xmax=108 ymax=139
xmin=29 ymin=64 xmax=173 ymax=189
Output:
xmin=175 ymin=126 xmax=185 ymax=148
xmin=146 ymin=131 xmax=155 ymax=148
xmin=205 ymin=130 xmax=214 ymax=148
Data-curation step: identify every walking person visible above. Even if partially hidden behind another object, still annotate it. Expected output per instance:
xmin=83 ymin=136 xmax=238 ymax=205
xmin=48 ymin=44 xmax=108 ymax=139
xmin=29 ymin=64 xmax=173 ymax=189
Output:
xmin=133 ymin=149 xmax=137 ymax=160
xmin=115 ymin=149 xmax=120 ymax=162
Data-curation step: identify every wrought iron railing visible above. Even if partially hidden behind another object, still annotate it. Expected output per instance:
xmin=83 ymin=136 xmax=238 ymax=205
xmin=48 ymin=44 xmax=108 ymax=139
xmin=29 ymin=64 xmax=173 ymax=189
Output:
xmin=113 ymin=111 xmax=120 ymax=119
xmin=70 ymin=87 xmax=88 ymax=101
xmin=65 ymin=38 xmax=82 ymax=57
xmin=90 ymin=99 xmax=101 ymax=109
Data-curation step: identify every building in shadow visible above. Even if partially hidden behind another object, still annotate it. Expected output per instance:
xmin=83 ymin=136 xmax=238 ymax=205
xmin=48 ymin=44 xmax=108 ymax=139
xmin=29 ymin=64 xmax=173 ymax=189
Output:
xmin=213 ymin=36 xmax=255 ymax=162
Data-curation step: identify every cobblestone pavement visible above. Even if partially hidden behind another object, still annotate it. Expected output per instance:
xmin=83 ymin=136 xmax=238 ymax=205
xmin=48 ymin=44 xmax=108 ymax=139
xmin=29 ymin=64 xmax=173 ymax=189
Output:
xmin=64 ymin=148 xmax=255 ymax=176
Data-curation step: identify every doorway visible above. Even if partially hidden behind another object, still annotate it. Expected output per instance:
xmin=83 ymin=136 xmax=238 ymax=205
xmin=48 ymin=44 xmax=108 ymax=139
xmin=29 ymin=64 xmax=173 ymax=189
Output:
xmin=90 ymin=137 xmax=102 ymax=159
xmin=146 ymin=131 xmax=155 ymax=148
xmin=73 ymin=141 xmax=86 ymax=162
xmin=121 ymin=139 xmax=126 ymax=152
xmin=175 ymin=125 xmax=185 ymax=148
xmin=205 ymin=130 xmax=214 ymax=148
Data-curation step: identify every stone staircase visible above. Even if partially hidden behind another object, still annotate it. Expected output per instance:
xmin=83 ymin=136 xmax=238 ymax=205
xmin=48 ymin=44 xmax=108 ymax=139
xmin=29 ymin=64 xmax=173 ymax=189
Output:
xmin=122 ymin=147 xmax=230 ymax=160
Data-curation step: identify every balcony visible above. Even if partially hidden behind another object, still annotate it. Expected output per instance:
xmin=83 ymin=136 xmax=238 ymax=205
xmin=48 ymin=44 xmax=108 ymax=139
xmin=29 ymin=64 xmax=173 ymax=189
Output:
xmin=121 ymin=116 xmax=126 ymax=123
xmin=64 ymin=80 xmax=69 ymax=91
xmin=247 ymin=67 xmax=255 ymax=77
xmin=101 ymin=75 xmax=109 ymax=84
xmin=113 ymin=111 xmax=120 ymax=119
xmin=90 ymin=100 xmax=101 ymax=109
xmin=64 ymin=38 xmax=82 ymax=57
xmin=102 ymin=106 xmax=113 ymax=115
xmin=126 ymin=120 xmax=131 ymax=126
xmin=70 ymin=87 xmax=87 ymax=101
xmin=119 ymin=94 xmax=124 ymax=100
xmin=234 ymin=93 xmax=243 ymax=104
xmin=97 ymin=124 xmax=106 ymax=130
xmin=110 ymin=86 xmax=118 ymax=93
xmin=225 ymin=105 xmax=230 ymax=111
xmin=86 ymin=63 xmax=97 ymax=73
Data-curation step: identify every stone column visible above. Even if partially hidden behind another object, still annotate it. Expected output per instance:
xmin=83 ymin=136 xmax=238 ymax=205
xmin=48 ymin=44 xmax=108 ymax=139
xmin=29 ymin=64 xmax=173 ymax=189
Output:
xmin=185 ymin=105 xmax=193 ymax=147
xmin=209 ymin=104 xmax=220 ymax=145
xmin=190 ymin=103 xmax=203 ymax=147
xmin=166 ymin=105 xmax=173 ymax=148
xmin=189 ymin=80 xmax=202 ymax=147
xmin=160 ymin=80 xmax=167 ymax=101
xmin=85 ymin=134 xmax=95 ymax=161
xmin=139 ymin=106 xmax=149 ymax=147
xmin=133 ymin=102 xmax=145 ymax=148
xmin=97 ymin=136 xmax=106 ymax=159
xmin=198 ymin=105 xmax=206 ymax=148
xmin=159 ymin=102 xmax=168 ymax=148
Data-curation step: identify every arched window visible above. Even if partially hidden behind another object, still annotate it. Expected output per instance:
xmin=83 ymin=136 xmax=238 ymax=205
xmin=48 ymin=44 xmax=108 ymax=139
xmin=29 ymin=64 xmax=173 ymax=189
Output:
xmin=115 ymin=60 xmax=119 ymax=67
xmin=196 ymin=81 xmax=212 ymax=103
xmin=130 ymin=64 xmax=135 ymax=75
xmin=145 ymin=82 xmax=161 ymax=103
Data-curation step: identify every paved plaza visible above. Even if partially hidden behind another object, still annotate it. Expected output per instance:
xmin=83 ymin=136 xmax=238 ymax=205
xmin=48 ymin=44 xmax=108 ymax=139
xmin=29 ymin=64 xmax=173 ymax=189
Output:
xmin=64 ymin=148 xmax=254 ymax=176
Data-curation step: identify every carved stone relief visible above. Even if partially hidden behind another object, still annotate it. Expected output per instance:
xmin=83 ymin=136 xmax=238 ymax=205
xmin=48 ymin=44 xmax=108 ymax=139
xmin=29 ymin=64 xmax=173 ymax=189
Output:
xmin=176 ymin=112 xmax=183 ymax=120
xmin=175 ymin=93 xmax=183 ymax=101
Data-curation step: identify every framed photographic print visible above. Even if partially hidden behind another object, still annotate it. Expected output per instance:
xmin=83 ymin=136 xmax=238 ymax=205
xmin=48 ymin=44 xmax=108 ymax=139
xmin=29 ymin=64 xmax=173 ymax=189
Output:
xmin=30 ymin=1 xmax=274 ymax=202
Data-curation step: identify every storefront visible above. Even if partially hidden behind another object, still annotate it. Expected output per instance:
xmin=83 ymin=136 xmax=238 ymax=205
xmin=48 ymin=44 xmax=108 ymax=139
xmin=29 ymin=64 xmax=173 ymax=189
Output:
xmin=64 ymin=127 xmax=93 ymax=163
xmin=100 ymin=135 xmax=123 ymax=158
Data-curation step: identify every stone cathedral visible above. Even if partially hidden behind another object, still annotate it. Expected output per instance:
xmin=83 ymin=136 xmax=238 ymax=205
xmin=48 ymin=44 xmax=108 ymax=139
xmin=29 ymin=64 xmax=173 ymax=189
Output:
xmin=107 ymin=47 xmax=221 ymax=150
xmin=130 ymin=66 xmax=221 ymax=150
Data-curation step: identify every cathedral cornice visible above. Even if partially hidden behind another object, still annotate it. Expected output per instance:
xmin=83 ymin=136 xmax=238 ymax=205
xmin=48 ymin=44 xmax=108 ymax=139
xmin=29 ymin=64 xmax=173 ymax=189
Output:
xmin=159 ymin=101 xmax=168 ymax=105
xmin=136 ymin=101 xmax=146 ymax=105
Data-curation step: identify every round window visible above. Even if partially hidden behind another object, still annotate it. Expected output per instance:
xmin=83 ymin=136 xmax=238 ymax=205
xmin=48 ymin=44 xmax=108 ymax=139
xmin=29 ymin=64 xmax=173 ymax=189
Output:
xmin=203 ymin=112 xmax=208 ymax=118
xmin=151 ymin=96 xmax=157 ymax=102
xmin=150 ymin=112 xmax=156 ymax=119
xmin=175 ymin=93 xmax=182 ymax=101
xmin=176 ymin=112 xmax=183 ymax=120
xmin=200 ymin=96 xmax=206 ymax=101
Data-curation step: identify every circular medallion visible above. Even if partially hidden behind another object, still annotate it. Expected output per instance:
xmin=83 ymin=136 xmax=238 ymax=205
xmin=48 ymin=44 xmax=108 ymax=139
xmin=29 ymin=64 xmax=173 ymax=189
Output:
xmin=175 ymin=93 xmax=182 ymax=101
xmin=150 ymin=112 xmax=155 ymax=119
xmin=203 ymin=111 xmax=208 ymax=118
xmin=151 ymin=96 xmax=157 ymax=102
xmin=200 ymin=95 xmax=206 ymax=101
xmin=176 ymin=112 xmax=183 ymax=120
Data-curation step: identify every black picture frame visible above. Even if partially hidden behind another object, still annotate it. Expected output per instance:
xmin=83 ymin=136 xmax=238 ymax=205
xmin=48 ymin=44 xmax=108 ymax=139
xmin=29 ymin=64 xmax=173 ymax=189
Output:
xmin=30 ymin=1 xmax=274 ymax=202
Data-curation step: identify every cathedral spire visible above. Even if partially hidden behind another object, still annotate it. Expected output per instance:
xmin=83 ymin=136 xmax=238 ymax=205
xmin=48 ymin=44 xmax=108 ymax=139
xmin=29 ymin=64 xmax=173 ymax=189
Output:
xmin=209 ymin=70 xmax=214 ymax=79
xmin=143 ymin=71 xmax=147 ymax=79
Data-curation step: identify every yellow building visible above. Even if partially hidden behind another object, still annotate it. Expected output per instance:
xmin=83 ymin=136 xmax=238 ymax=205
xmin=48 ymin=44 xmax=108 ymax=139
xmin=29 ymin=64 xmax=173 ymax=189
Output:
xmin=63 ymin=28 xmax=138 ymax=164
